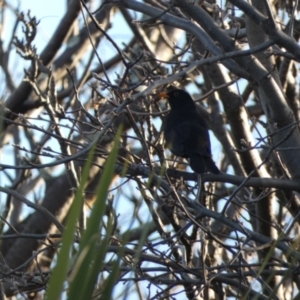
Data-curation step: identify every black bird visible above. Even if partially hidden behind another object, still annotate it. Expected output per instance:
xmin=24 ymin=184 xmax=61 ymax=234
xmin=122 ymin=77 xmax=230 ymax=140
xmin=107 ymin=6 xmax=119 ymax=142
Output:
xmin=159 ymin=89 xmax=220 ymax=174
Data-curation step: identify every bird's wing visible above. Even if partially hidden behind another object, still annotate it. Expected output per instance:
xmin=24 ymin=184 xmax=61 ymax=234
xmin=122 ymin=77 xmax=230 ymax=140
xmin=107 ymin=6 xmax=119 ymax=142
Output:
xmin=190 ymin=122 xmax=212 ymax=157
xmin=164 ymin=121 xmax=190 ymax=157
xmin=165 ymin=121 xmax=211 ymax=157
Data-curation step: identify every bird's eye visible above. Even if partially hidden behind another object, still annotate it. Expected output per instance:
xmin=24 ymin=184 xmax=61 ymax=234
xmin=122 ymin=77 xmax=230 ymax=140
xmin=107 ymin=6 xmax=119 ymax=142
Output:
xmin=174 ymin=92 xmax=179 ymax=97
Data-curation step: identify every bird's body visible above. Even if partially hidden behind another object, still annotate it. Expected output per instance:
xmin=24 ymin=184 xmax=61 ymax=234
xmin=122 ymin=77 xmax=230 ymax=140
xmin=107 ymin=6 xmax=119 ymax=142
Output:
xmin=160 ymin=89 xmax=219 ymax=174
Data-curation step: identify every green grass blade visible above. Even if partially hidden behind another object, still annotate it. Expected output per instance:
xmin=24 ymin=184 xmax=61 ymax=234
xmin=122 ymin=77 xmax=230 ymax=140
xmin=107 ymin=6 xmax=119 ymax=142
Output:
xmin=46 ymin=145 xmax=96 ymax=300
xmin=68 ymin=127 xmax=121 ymax=300
xmin=99 ymin=257 xmax=121 ymax=300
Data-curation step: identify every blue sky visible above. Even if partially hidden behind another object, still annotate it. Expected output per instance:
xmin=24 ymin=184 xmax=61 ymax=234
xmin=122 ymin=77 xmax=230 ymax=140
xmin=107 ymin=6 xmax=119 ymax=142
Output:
xmin=18 ymin=1 xmax=65 ymax=48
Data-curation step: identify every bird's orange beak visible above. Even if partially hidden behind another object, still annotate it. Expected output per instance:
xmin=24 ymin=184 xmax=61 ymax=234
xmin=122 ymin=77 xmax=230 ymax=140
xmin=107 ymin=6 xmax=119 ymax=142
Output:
xmin=155 ymin=91 xmax=169 ymax=103
xmin=158 ymin=92 xmax=169 ymax=99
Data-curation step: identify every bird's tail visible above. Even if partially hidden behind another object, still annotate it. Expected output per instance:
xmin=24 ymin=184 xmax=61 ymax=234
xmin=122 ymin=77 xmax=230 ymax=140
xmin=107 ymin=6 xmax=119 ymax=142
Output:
xmin=190 ymin=154 xmax=220 ymax=174
xmin=189 ymin=155 xmax=206 ymax=174
xmin=203 ymin=156 xmax=220 ymax=174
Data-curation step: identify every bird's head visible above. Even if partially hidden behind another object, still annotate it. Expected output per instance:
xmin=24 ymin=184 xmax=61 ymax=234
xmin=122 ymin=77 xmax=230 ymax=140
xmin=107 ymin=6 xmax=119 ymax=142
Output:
xmin=158 ymin=89 xmax=196 ymax=110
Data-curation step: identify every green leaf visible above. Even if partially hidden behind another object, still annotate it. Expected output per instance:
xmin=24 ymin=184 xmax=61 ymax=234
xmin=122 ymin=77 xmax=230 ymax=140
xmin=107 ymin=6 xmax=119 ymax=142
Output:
xmin=99 ymin=257 xmax=121 ymax=300
xmin=46 ymin=145 xmax=96 ymax=300
xmin=67 ymin=126 xmax=122 ymax=300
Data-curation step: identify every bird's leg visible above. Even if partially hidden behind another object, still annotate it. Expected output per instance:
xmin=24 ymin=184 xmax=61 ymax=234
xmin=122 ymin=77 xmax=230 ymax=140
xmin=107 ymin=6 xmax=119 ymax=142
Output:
xmin=196 ymin=174 xmax=204 ymax=205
